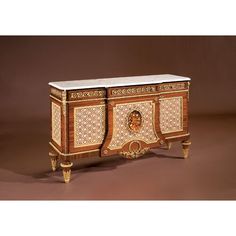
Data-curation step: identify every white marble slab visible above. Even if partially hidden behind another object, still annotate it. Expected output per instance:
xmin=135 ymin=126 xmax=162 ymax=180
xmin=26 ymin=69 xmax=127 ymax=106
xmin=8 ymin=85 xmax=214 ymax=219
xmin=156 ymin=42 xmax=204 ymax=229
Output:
xmin=49 ymin=74 xmax=191 ymax=90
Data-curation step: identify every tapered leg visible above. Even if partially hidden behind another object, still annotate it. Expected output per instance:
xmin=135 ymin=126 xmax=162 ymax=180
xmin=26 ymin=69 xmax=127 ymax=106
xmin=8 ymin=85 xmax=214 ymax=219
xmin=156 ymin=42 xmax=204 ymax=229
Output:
xmin=60 ymin=162 xmax=73 ymax=183
xmin=49 ymin=151 xmax=58 ymax=171
xmin=182 ymin=140 xmax=191 ymax=159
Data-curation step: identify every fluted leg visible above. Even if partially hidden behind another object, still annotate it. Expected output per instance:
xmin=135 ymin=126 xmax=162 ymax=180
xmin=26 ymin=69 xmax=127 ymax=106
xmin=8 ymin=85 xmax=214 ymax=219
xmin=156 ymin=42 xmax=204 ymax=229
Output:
xmin=49 ymin=151 xmax=58 ymax=171
xmin=60 ymin=162 xmax=73 ymax=183
xmin=182 ymin=140 xmax=191 ymax=159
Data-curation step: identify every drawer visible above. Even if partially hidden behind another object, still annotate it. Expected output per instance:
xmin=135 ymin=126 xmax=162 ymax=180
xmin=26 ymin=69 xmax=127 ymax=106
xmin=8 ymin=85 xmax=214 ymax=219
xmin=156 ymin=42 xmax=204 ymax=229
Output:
xmin=108 ymin=84 xmax=157 ymax=98
xmin=158 ymin=82 xmax=188 ymax=92
xmin=68 ymin=88 xmax=106 ymax=101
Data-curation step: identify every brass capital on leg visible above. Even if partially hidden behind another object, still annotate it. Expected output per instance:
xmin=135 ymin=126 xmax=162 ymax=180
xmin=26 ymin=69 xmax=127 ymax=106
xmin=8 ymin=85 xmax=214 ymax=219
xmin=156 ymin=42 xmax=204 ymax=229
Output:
xmin=60 ymin=162 xmax=73 ymax=183
xmin=182 ymin=140 xmax=191 ymax=159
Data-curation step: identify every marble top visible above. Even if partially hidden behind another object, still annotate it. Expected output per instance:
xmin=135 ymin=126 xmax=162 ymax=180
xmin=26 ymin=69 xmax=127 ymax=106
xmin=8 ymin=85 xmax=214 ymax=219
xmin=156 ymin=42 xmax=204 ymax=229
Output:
xmin=49 ymin=74 xmax=191 ymax=90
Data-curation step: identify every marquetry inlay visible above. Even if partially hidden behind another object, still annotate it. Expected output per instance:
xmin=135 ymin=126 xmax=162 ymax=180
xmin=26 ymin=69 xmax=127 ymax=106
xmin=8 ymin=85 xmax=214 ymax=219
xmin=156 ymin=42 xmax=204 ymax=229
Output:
xmin=51 ymin=102 xmax=61 ymax=146
xmin=74 ymin=105 xmax=106 ymax=147
xmin=160 ymin=96 xmax=183 ymax=134
xmin=69 ymin=90 xmax=106 ymax=100
xmin=108 ymin=101 xmax=159 ymax=150
xmin=159 ymin=82 xmax=186 ymax=92
xmin=128 ymin=110 xmax=142 ymax=133
xmin=110 ymin=86 xmax=156 ymax=97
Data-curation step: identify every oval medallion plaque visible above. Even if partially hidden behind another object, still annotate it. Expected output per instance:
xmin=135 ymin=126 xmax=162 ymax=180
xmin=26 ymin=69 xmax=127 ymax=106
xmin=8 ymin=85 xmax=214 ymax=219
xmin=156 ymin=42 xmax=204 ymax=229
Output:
xmin=128 ymin=110 xmax=142 ymax=133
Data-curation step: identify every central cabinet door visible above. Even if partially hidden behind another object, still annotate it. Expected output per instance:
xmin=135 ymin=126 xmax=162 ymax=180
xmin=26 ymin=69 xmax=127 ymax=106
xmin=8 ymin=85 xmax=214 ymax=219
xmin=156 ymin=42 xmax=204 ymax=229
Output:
xmin=101 ymin=86 xmax=165 ymax=158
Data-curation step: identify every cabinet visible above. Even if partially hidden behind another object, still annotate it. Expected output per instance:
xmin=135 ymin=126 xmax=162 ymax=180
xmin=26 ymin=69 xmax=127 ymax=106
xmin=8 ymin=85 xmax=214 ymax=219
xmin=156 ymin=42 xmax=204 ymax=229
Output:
xmin=49 ymin=74 xmax=191 ymax=183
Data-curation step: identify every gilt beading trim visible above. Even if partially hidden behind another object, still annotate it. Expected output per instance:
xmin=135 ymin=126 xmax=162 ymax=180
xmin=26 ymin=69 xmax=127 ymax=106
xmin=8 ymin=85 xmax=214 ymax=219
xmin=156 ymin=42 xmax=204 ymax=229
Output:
xmin=61 ymin=90 xmax=67 ymax=117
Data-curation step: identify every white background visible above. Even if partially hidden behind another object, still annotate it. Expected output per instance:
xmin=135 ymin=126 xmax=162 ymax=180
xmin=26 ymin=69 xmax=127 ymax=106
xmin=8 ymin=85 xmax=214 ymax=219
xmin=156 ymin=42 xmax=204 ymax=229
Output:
xmin=0 ymin=0 xmax=236 ymax=235
xmin=0 ymin=0 xmax=235 ymax=35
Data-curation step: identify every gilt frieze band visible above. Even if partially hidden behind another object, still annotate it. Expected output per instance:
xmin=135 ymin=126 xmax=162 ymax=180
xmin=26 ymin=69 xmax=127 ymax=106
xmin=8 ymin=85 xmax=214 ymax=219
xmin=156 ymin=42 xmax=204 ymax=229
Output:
xmin=110 ymin=85 xmax=157 ymax=97
xmin=158 ymin=82 xmax=187 ymax=92
xmin=68 ymin=89 xmax=106 ymax=101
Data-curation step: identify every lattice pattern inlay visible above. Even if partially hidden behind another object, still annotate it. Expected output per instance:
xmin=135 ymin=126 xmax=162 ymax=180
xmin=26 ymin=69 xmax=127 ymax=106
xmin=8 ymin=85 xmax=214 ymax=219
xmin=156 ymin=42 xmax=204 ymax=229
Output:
xmin=51 ymin=102 xmax=61 ymax=146
xmin=108 ymin=101 xmax=158 ymax=150
xmin=160 ymin=96 xmax=183 ymax=134
xmin=74 ymin=105 xmax=105 ymax=147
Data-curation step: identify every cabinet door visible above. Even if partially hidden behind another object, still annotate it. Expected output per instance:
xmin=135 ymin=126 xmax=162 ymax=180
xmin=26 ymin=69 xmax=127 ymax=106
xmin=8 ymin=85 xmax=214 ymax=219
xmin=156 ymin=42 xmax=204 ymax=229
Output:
xmin=68 ymin=102 xmax=106 ymax=153
xmin=159 ymin=91 xmax=189 ymax=139
xmin=67 ymin=88 xmax=107 ymax=154
xmin=101 ymin=87 xmax=166 ymax=158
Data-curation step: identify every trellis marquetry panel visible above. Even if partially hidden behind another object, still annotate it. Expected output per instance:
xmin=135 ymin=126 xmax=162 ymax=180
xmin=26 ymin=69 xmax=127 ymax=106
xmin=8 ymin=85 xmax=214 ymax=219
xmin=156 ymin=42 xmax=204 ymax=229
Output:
xmin=51 ymin=102 xmax=61 ymax=146
xmin=74 ymin=105 xmax=106 ymax=148
xmin=108 ymin=101 xmax=159 ymax=150
xmin=160 ymin=96 xmax=183 ymax=134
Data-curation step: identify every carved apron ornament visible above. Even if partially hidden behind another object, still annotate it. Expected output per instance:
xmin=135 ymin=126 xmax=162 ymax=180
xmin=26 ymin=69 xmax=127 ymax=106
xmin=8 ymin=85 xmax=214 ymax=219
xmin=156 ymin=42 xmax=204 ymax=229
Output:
xmin=121 ymin=110 xmax=149 ymax=159
xmin=120 ymin=140 xmax=150 ymax=159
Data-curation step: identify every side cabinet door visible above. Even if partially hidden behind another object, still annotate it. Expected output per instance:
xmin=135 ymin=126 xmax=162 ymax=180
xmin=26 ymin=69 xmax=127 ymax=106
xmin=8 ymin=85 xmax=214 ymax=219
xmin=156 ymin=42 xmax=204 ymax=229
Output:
xmin=68 ymin=89 xmax=107 ymax=154
xmin=159 ymin=91 xmax=189 ymax=139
